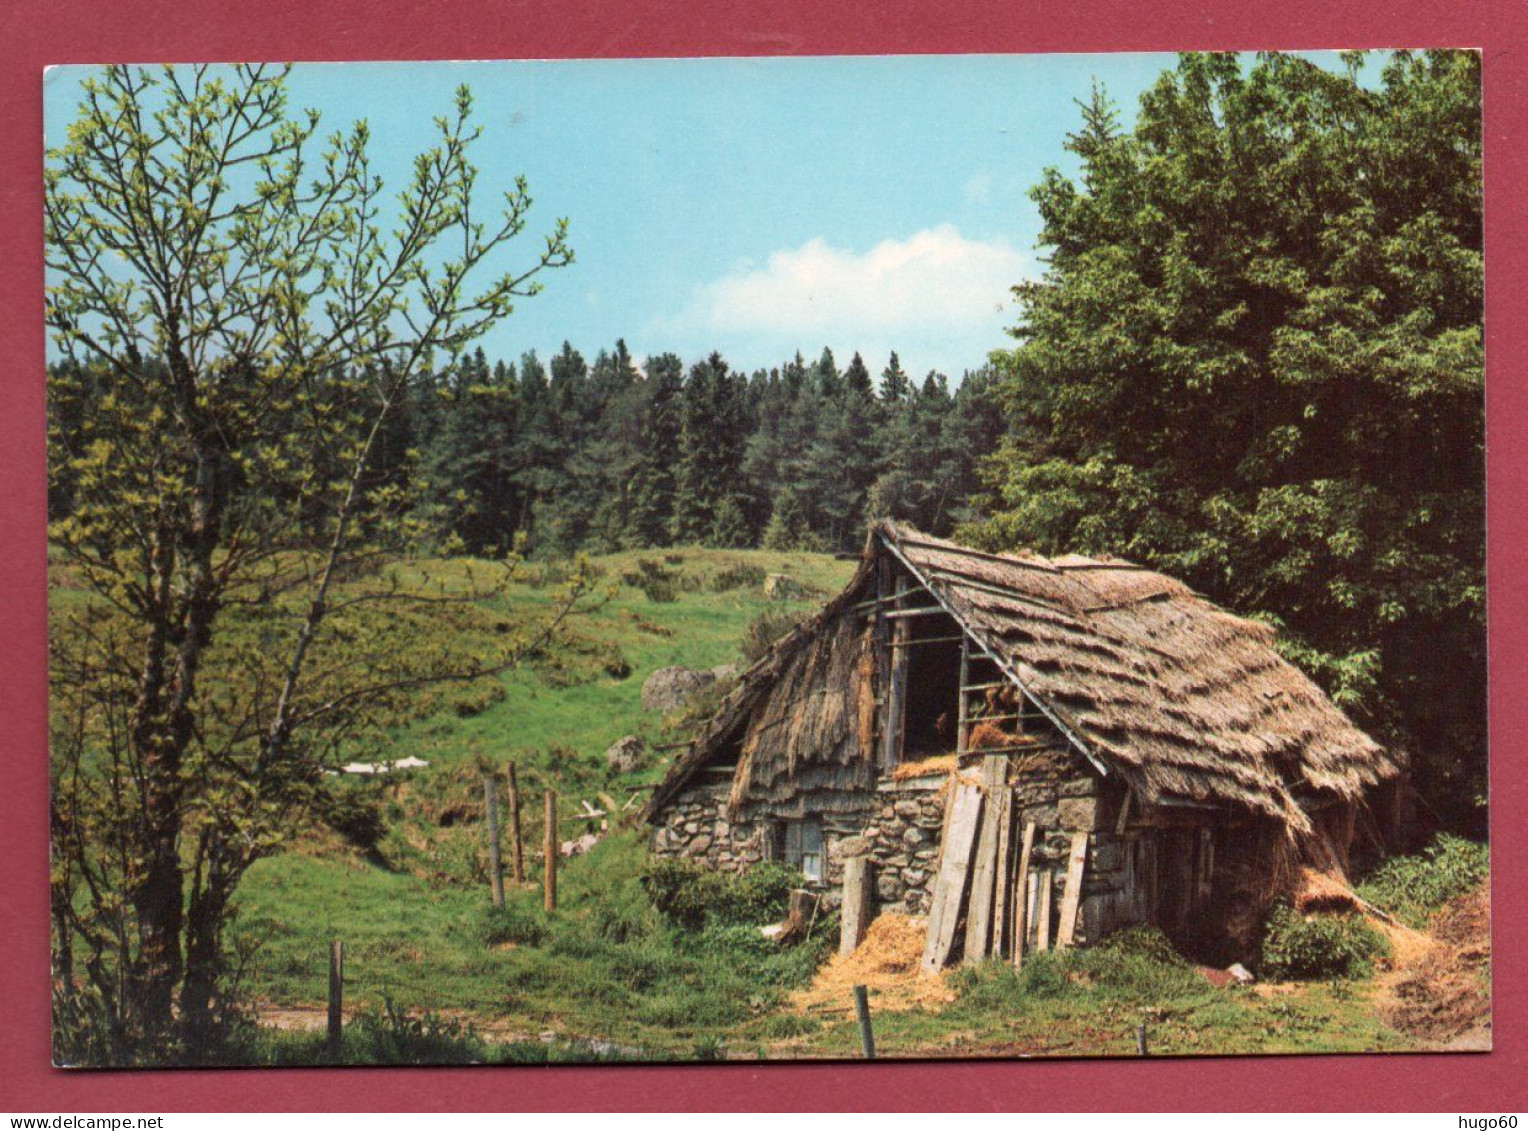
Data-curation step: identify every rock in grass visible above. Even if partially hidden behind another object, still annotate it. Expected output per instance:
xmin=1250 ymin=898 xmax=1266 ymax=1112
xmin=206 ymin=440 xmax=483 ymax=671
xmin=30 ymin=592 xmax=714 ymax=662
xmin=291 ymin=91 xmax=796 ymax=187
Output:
xmin=764 ymin=573 xmax=805 ymax=600
xmin=605 ymin=734 xmax=647 ymax=773
xmin=640 ymin=665 xmax=716 ymax=712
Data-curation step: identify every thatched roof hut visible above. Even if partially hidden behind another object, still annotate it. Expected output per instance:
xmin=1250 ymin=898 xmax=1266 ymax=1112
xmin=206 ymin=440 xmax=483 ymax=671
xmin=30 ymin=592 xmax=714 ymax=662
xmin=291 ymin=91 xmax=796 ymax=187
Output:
xmin=648 ymin=520 xmax=1395 ymax=835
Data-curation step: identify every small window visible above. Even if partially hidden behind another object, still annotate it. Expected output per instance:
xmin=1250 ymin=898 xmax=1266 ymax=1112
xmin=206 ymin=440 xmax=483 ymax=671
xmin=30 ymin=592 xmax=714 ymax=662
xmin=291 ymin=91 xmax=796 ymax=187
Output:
xmin=782 ymin=816 xmax=823 ymax=882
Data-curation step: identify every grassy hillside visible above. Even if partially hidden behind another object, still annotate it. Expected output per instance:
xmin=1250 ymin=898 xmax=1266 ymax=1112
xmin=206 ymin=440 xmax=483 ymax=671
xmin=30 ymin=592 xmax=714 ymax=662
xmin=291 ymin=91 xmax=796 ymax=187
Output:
xmin=232 ymin=546 xmax=856 ymax=1054
xmin=222 ymin=545 xmax=1481 ymax=1062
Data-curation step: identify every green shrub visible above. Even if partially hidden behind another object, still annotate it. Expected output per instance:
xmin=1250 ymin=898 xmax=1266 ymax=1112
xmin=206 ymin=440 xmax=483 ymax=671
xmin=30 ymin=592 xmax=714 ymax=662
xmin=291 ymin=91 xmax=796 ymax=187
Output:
xmin=641 ymin=858 xmax=720 ymax=930
xmin=314 ymin=784 xmax=387 ymax=851
xmin=709 ymin=861 xmax=799 ymax=926
xmin=1259 ymin=904 xmax=1386 ymax=981
xmin=1356 ymin=834 xmax=1489 ymax=928
xmin=345 ymin=1000 xmax=487 ymax=1064
xmin=1097 ymin=925 xmax=1188 ymax=966
xmin=257 ymin=999 xmax=490 ymax=1066
xmin=711 ymin=562 xmax=767 ymax=592
xmin=741 ymin=607 xmax=811 ymax=664
xmin=626 ymin=557 xmax=682 ymax=602
xmin=641 ymin=858 xmax=802 ymax=931
xmin=479 ymin=900 xmax=549 ymax=947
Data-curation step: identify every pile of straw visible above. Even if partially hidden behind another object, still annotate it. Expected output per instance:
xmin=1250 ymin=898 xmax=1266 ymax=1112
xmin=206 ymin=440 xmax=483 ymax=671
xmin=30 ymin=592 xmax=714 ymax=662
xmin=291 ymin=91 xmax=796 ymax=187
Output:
xmin=791 ymin=914 xmax=956 ymax=1014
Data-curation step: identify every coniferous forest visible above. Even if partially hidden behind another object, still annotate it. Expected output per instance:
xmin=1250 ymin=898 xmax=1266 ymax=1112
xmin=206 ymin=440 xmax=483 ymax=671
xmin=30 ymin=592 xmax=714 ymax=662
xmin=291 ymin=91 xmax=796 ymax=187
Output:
xmin=51 ymin=345 xmax=1004 ymax=560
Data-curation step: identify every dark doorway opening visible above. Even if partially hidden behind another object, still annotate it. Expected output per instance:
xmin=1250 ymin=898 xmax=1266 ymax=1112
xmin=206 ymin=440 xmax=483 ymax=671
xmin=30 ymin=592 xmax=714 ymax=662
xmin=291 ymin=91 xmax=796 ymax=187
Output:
xmin=900 ymin=619 xmax=964 ymax=758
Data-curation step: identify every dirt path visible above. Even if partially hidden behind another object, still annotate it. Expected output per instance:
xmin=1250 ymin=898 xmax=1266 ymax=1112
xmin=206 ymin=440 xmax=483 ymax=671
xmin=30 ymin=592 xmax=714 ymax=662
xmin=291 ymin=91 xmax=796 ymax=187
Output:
xmin=1373 ymin=885 xmax=1491 ymax=1050
xmin=257 ymin=1002 xmax=540 ymax=1044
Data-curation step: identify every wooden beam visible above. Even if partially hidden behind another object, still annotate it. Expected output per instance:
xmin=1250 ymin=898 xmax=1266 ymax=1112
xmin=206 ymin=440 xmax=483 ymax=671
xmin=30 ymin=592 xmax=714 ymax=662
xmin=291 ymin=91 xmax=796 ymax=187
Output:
xmin=917 ymin=567 xmax=1079 ymax=619
xmin=879 ymin=574 xmax=910 ymax=771
xmin=920 ymin=781 xmax=984 ymax=973
xmin=1115 ymin=789 xmax=1134 ymax=837
xmin=882 ymin=606 xmax=951 ymax=620
xmin=1011 ymin=822 xmax=1037 ymax=971
xmin=956 ymin=635 xmax=970 ymax=755
xmin=1056 ymin=832 xmax=1089 ymax=948
xmin=886 ymin=634 xmax=967 ymax=648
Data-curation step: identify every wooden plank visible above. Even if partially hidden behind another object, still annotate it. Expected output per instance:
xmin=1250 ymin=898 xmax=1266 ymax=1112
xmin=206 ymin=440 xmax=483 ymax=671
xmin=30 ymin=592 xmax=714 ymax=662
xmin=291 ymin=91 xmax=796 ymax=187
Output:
xmin=1056 ymin=832 xmax=1089 ymax=948
xmin=1035 ymin=868 xmax=1053 ymax=952
xmin=991 ymin=788 xmax=1014 ymax=957
xmin=955 ymin=635 xmax=970 ymax=755
xmin=886 ymin=634 xmax=966 ymax=647
xmin=1011 ymin=822 xmax=1037 ymax=971
xmin=962 ymin=757 xmax=1009 ymax=963
xmin=920 ymin=782 xmax=985 ymax=973
xmin=878 ymin=575 xmax=910 ymax=771
xmin=839 ymin=857 xmax=874 ymax=957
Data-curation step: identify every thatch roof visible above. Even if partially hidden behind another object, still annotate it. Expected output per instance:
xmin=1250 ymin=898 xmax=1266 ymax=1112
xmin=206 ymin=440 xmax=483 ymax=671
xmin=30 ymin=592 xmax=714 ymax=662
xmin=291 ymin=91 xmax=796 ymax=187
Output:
xmin=646 ymin=521 xmax=1395 ymax=831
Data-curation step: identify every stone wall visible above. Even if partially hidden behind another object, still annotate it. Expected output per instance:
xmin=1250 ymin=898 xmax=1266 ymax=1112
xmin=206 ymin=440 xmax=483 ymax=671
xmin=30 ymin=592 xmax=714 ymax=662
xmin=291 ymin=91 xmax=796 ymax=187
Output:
xmin=647 ymin=776 xmax=944 ymax=914
xmin=649 ymin=749 xmax=1156 ymax=947
xmin=649 ymin=780 xmax=770 ymax=874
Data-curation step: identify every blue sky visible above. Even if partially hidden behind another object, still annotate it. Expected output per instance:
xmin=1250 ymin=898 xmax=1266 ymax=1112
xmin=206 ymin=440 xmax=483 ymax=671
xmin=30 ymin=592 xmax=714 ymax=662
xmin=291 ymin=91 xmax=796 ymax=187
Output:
xmin=45 ymin=53 xmax=1346 ymax=381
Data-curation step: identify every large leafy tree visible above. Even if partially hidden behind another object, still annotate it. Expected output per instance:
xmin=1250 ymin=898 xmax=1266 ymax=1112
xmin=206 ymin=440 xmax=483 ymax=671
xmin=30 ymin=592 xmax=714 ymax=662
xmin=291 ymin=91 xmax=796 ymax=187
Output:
xmin=973 ymin=51 xmax=1484 ymax=831
xmin=45 ymin=64 xmax=576 ymax=1056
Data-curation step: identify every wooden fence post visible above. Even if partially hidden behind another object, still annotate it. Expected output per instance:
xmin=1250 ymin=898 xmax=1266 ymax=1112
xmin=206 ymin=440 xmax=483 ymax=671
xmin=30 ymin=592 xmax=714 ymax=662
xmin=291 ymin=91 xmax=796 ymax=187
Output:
xmin=853 ymin=985 xmax=876 ymax=1060
xmin=839 ymin=857 xmax=874 ymax=956
xmin=484 ymin=776 xmax=505 ymax=909
xmin=505 ymin=762 xmax=525 ymax=883
xmin=327 ymin=939 xmax=344 ymax=1060
xmin=544 ymin=789 xmax=558 ymax=912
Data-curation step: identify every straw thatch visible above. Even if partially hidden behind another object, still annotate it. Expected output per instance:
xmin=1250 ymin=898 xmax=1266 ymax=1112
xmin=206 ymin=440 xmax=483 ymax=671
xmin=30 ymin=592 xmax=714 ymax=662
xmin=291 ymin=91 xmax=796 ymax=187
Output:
xmin=877 ymin=521 xmax=1395 ymax=831
xmin=645 ymin=521 xmax=1395 ymax=832
xmin=644 ymin=556 xmax=880 ymax=820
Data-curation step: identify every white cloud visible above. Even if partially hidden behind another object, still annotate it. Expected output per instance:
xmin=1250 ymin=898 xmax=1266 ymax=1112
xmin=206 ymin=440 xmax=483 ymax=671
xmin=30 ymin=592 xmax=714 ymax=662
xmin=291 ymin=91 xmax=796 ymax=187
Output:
xmin=963 ymin=172 xmax=994 ymax=205
xmin=656 ymin=225 xmax=1031 ymax=349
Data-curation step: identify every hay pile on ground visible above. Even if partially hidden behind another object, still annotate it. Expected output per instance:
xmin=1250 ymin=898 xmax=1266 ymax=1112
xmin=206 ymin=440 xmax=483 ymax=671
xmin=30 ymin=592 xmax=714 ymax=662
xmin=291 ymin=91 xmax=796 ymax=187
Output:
xmin=792 ymin=913 xmax=956 ymax=1014
xmin=1380 ymin=885 xmax=1491 ymax=1046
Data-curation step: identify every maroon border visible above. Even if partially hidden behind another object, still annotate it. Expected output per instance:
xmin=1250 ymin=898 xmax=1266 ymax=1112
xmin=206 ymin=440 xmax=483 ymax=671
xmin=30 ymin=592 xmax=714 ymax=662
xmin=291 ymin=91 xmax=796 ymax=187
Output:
xmin=2 ymin=0 xmax=1522 ymax=1112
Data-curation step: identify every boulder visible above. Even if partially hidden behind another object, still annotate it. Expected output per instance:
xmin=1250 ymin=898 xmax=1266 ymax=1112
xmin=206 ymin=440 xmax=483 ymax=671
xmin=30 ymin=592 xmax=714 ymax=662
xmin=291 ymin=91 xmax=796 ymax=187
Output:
xmin=604 ymin=734 xmax=647 ymax=773
xmin=560 ymin=832 xmax=600 ymax=858
xmin=763 ymin=573 xmax=805 ymax=600
xmin=641 ymin=665 xmax=717 ymax=712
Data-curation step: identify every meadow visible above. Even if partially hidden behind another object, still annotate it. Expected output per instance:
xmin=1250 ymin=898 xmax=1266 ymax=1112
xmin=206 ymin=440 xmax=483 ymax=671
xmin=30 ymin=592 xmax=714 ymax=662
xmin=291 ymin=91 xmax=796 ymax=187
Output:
xmin=198 ymin=548 xmax=1488 ymax=1062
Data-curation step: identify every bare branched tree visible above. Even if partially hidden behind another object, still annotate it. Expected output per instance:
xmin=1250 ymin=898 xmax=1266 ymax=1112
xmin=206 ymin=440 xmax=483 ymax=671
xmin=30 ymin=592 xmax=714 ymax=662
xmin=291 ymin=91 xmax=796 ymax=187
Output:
xmin=45 ymin=63 xmax=577 ymax=1058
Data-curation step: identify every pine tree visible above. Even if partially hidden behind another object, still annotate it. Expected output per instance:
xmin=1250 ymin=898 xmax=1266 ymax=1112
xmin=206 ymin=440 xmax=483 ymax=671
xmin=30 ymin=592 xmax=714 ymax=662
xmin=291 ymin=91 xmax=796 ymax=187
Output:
xmin=626 ymin=352 xmax=684 ymax=547
xmin=879 ymin=351 xmax=912 ymax=403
